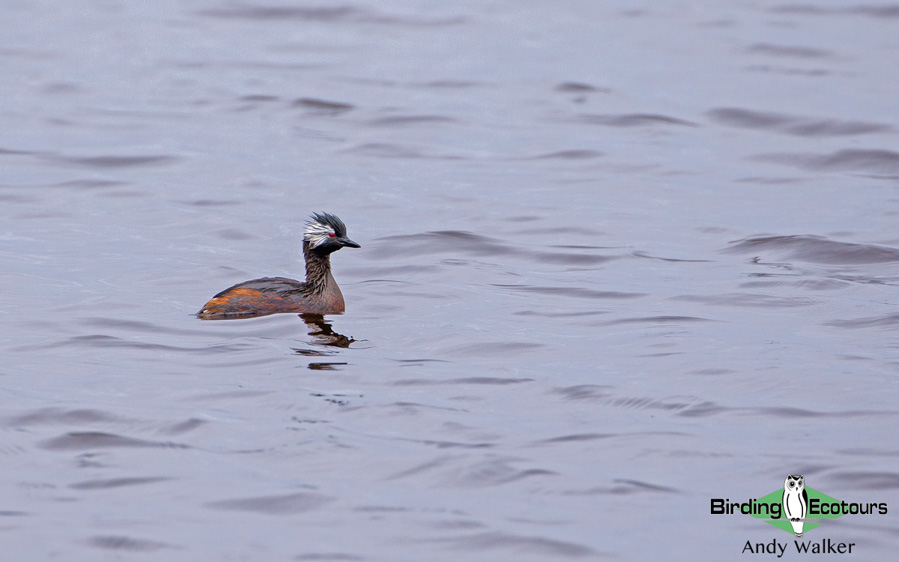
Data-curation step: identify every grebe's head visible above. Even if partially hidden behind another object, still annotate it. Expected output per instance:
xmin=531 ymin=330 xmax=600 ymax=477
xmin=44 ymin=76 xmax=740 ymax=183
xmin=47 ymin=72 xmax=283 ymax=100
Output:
xmin=303 ymin=212 xmax=360 ymax=255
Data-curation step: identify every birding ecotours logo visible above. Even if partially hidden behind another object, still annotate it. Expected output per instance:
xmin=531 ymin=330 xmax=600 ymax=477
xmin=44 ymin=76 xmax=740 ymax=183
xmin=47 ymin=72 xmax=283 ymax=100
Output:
xmin=710 ymin=474 xmax=888 ymax=535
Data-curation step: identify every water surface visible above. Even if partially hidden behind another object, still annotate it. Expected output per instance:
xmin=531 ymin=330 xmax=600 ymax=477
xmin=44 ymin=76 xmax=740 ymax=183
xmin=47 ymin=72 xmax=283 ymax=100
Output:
xmin=2 ymin=1 xmax=898 ymax=560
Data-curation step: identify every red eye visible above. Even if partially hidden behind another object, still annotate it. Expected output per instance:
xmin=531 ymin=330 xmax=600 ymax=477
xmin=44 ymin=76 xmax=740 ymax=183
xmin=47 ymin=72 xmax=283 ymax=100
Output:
xmin=328 ymin=232 xmax=336 ymax=238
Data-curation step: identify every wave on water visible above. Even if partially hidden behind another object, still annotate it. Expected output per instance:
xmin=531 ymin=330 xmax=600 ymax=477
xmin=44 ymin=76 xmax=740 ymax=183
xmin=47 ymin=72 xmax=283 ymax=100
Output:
xmin=707 ymin=107 xmax=890 ymax=136
xmin=754 ymin=149 xmax=899 ymax=176
xmin=726 ymin=235 xmax=899 ymax=265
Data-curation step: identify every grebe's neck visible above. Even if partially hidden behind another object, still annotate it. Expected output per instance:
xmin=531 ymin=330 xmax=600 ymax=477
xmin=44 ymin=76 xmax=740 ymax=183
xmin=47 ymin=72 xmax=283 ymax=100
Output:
xmin=303 ymin=241 xmax=334 ymax=294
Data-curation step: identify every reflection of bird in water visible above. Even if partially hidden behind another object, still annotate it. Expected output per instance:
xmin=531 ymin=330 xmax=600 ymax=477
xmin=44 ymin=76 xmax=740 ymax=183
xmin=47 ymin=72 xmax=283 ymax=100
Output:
xmin=295 ymin=314 xmax=354 ymax=370
xmin=197 ymin=213 xmax=359 ymax=320
xmin=299 ymin=313 xmax=355 ymax=348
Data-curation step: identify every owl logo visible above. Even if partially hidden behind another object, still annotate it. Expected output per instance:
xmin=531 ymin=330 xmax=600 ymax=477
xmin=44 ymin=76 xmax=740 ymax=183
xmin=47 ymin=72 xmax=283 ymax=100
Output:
xmin=782 ymin=474 xmax=808 ymax=537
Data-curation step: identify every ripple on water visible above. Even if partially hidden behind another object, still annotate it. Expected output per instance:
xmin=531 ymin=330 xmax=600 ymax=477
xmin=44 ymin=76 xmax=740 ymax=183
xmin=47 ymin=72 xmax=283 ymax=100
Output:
xmin=631 ymin=251 xmax=712 ymax=263
xmin=745 ymin=43 xmax=833 ymax=59
xmin=726 ymin=235 xmax=899 ymax=265
xmin=420 ymin=531 xmax=600 ymax=558
xmin=391 ymin=437 xmax=493 ymax=450
xmin=346 ymin=142 xmax=462 ymax=159
xmin=198 ymin=5 xmax=465 ymax=26
xmin=85 ymin=536 xmax=173 ymax=552
xmin=552 ymin=385 xmax=710 ymax=414
xmin=685 ymin=405 xmax=899 ymax=419
xmin=391 ymin=377 xmax=533 ymax=386
xmin=372 ymin=231 xmax=615 ymax=266
xmin=495 ymin=285 xmax=645 ymax=300
xmin=396 ymin=456 xmax=555 ymax=488
xmin=599 ymin=315 xmax=712 ymax=326
xmin=532 ymin=433 xmax=614 ymax=444
xmin=238 ymin=94 xmax=279 ymax=103
xmin=827 ymin=313 xmax=899 ymax=329
xmin=6 ymin=408 xmax=122 ymax=427
xmin=829 ymin=471 xmax=899 ymax=490
xmin=526 ymin=150 xmax=604 ymax=160
xmin=50 ymin=155 xmax=180 ymax=168
xmin=672 ymin=293 xmax=820 ymax=308
xmin=158 ymin=418 xmax=207 ymax=435
xmin=294 ymin=552 xmax=365 ymax=561
xmin=574 ymin=113 xmax=698 ymax=127
xmin=367 ymin=115 xmax=457 ymax=127
xmin=755 ymin=149 xmax=899 ymax=177
xmin=577 ymin=479 xmax=680 ymax=496
xmin=707 ymin=108 xmax=890 ymax=136
xmin=16 ymin=334 xmax=256 ymax=355
xmin=206 ymin=492 xmax=335 ymax=515
xmin=0 ymin=147 xmax=39 ymax=155
xmin=555 ymin=81 xmax=611 ymax=93
xmin=769 ymin=5 xmax=899 ymax=18
xmin=738 ymin=278 xmax=849 ymax=290
xmin=70 ymin=477 xmax=173 ymax=490
xmin=417 ymin=79 xmax=486 ymax=88
xmin=514 ymin=310 xmax=608 ymax=318
xmin=39 ymin=432 xmax=190 ymax=451
xmin=41 ymin=179 xmax=127 ymax=189
xmin=443 ymin=342 xmax=541 ymax=356
xmin=292 ymin=97 xmax=354 ymax=115
xmin=198 ymin=5 xmax=360 ymax=21
xmin=550 ymin=386 xmax=898 ymax=419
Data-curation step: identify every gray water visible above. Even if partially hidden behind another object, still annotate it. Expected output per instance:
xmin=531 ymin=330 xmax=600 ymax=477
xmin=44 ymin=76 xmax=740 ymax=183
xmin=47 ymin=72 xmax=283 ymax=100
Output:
xmin=2 ymin=1 xmax=899 ymax=560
